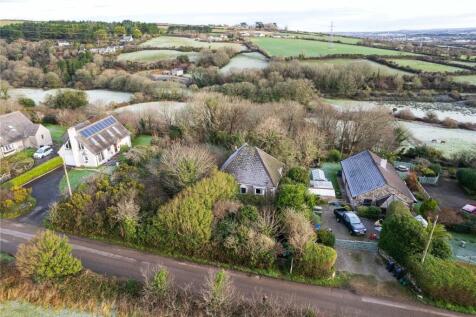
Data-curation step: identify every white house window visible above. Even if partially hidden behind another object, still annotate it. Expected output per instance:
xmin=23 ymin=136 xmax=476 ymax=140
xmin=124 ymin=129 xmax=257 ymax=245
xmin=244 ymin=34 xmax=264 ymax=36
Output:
xmin=254 ymin=187 xmax=265 ymax=195
xmin=97 ymin=152 xmax=104 ymax=162
xmin=65 ymin=140 xmax=71 ymax=149
xmin=78 ymin=143 xmax=84 ymax=150
xmin=240 ymin=185 xmax=247 ymax=194
xmin=1 ymin=144 xmax=15 ymax=153
xmin=83 ymin=154 xmax=89 ymax=163
xmin=41 ymin=134 xmax=44 ymax=139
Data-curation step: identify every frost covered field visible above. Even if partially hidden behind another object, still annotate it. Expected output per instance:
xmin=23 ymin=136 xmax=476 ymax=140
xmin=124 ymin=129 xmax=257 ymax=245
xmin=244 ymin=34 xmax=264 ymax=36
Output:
xmin=401 ymin=121 xmax=476 ymax=157
xmin=219 ymin=52 xmax=269 ymax=74
xmin=325 ymin=98 xmax=476 ymax=123
xmin=114 ymin=101 xmax=187 ymax=115
xmin=8 ymin=88 xmax=133 ymax=105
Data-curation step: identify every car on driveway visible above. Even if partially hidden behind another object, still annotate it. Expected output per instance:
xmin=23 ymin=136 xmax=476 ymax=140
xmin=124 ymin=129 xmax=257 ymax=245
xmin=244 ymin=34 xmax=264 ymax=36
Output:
xmin=395 ymin=165 xmax=409 ymax=172
xmin=334 ymin=208 xmax=367 ymax=236
xmin=33 ymin=145 xmax=54 ymax=159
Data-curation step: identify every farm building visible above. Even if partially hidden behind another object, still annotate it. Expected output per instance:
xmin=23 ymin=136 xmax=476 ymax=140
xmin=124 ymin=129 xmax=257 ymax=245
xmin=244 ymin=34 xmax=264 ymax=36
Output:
xmin=120 ymin=35 xmax=134 ymax=43
xmin=0 ymin=111 xmax=52 ymax=158
xmin=341 ymin=150 xmax=415 ymax=208
xmin=308 ymin=168 xmax=336 ymax=199
xmin=58 ymin=115 xmax=130 ymax=167
xmin=221 ymin=144 xmax=284 ymax=196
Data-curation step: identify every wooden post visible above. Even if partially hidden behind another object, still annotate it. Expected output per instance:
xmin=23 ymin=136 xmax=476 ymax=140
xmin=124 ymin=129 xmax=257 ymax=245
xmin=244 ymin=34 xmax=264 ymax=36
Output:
xmin=421 ymin=215 xmax=439 ymax=264
xmin=63 ymin=161 xmax=72 ymax=197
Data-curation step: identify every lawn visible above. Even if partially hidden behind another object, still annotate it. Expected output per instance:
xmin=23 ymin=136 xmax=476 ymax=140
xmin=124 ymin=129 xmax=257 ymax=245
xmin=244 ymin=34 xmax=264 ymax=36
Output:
xmin=59 ymin=168 xmax=101 ymax=193
xmin=132 ymin=135 xmax=152 ymax=146
xmin=450 ymin=232 xmax=476 ymax=264
xmin=452 ymin=75 xmax=476 ymax=86
xmin=250 ymin=37 xmax=418 ymax=58
xmin=117 ymin=50 xmax=199 ymax=63
xmin=298 ymin=34 xmax=361 ymax=45
xmin=387 ymin=59 xmax=467 ymax=73
xmin=301 ymin=58 xmax=410 ymax=76
xmin=140 ymin=36 xmax=245 ymax=51
xmin=45 ymin=124 xmax=66 ymax=144
xmin=320 ymin=162 xmax=342 ymax=198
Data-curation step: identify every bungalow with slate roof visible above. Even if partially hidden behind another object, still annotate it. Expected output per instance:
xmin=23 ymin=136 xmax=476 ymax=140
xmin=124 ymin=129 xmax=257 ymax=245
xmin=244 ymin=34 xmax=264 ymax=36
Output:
xmin=341 ymin=150 xmax=416 ymax=208
xmin=0 ymin=111 xmax=52 ymax=158
xmin=221 ymin=144 xmax=284 ymax=196
xmin=58 ymin=115 xmax=131 ymax=167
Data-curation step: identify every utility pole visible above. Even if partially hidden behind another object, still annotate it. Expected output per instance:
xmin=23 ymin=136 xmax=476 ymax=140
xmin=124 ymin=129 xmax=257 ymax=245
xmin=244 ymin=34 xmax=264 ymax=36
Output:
xmin=329 ymin=21 xmax=334 ymax=49
xmin=421 ymin=215 xmax=439 ymax=264
xmin=63 ymin=160 xmax=72 ymax=197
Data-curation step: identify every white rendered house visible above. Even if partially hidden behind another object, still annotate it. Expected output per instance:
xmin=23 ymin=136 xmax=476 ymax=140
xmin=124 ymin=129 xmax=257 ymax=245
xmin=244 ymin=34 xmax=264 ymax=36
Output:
xmin=58 ymin=115 xmax=131 ymax=167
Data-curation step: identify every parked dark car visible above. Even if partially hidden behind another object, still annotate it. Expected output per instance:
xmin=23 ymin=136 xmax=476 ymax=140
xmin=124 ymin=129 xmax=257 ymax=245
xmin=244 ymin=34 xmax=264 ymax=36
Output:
xmin=334 ymin=209 xmax=367 ymax=235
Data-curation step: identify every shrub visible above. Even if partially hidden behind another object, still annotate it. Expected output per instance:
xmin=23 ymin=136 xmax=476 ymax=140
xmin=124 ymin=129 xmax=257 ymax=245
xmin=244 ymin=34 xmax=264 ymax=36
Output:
xmin=407 ymin=255 xmax=476 ymax=307
xmin=457 ymin=168 xmax=476 ymax=192
xmin=7 ymin=156 xmax=63 ymax=187
xmin=379 ymin=202 xmax=426 ymax=264
xmin=276 ymin=184 xmax=316 ymax=214
xmin=145 ymin=266 xmax=171 ymax=300
xmin=296 ymin=241 xmax=336 ymax=279
xmin=16 ymin=230 xmax=82 ymax=281
xmin=152 ymin=170 xmax=237 ymax=255
xmin=46 ymin=90 xmax=88 ymax=109
xmin=326 ymin=149 xmax=342 ymax=162
xmin=316 ymin=230 xmax=335 ymax=247
xmin=286 ymin=166 xmax=309 ymax=185
xmin=203 ymin=270 xmax=235 ymax=315
xmin=18 ymin=97 xmax=35 ymax=107
xmin=419 ymin=198 xmax=439 ymax=218
xmin=283 ymin=209 xmax=315 ymax=256
xmin=158 ymin=143 xmax=216 ymax=195
xmin=356 ymin=206 xmax=381 ymax=220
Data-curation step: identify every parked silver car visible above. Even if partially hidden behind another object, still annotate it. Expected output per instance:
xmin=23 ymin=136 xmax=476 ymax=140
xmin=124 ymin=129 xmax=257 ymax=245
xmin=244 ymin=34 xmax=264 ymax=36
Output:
xmin=33 ymin=145 xmax=53 ymax=159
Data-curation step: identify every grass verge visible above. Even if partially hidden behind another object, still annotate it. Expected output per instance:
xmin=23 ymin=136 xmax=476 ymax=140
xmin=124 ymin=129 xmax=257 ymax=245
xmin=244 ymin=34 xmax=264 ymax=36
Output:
xmin=7 ymin=156 xmax=63 ymax=187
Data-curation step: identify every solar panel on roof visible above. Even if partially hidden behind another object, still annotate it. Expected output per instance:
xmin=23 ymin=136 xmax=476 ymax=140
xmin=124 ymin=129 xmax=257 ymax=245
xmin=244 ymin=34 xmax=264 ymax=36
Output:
xmin=79 ymin=117 xmax=116 ymax=138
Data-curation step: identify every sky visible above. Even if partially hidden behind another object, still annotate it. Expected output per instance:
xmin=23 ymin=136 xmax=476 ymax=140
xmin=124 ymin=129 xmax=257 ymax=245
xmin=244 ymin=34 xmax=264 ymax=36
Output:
xmin=0 ymin=0 xmax=475 ymax=32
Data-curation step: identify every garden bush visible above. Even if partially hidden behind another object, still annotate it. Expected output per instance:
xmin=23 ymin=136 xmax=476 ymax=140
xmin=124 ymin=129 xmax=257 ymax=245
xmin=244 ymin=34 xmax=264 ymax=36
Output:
xmin=18 ymin=97 xmax=36 ymax=107
xmin=7 ymin=156 xmax=63 ymax=187
xmin=0 ymin=186 xmax=35 ymax=219
xmin=356 ymin=206 xmax=381 ymax=219
xmin=296 ymin=241 xmax=336 ymax=279
xmin=326 ymin=149 xmax=342 ymax=162
xmin=407 ymin=255 xmax=476 ymax=307
xmin=16 ymin=230 xmax=82 ymax=281
xmin=286 ymin=166 xmax=309 ymax=185
xmin=276 ymin=184 xmax=316 ymax=215
xmin=152 ymin=170 xmax=237 ymax=255
xmin=316 ymin=230 xmax=335 ymax=247
xmin=46 ymin=90 xmax=88 ymax=109
xmin=457 ymin=168 xmax=476 ymax=193
xmin=419 ymin=198 xmax=439 ymax=218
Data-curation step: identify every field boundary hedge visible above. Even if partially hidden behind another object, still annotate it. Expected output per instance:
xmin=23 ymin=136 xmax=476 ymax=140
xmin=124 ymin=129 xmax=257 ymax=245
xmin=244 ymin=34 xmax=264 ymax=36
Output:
xmin=7 ymin=156 xmax=63 ymax=187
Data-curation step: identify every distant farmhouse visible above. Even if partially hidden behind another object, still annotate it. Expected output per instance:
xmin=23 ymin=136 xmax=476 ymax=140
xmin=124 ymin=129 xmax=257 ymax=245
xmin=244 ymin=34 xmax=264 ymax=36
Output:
xmin=341 ymin=150 xmax=415 ymax=208
xmin=120 ymin=35 xmax=134 ymax=43
xmin=58 ymin=115 xmax=130 ymax=167
xmin=0 ymin=111 xmax=52 ymax=158
xmin=221 ymin=144 xmax=284 ymax=196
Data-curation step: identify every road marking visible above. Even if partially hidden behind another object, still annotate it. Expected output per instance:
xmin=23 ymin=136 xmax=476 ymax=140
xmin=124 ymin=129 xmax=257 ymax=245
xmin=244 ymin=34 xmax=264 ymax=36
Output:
xmin=361 ymin=297 xmax=458 ymax=317
xmin=72 ymin=244 xmax=136 ymax=263
xmin=1 ymin=228 xmax=34 ymax=240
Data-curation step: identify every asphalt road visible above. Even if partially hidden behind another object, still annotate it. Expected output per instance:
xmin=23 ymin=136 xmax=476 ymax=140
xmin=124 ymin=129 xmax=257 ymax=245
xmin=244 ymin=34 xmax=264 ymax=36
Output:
xmin=16 ymin=167 xmax=64 ymax=225
xmin=0 ymin=220 xmax=463 ymax=317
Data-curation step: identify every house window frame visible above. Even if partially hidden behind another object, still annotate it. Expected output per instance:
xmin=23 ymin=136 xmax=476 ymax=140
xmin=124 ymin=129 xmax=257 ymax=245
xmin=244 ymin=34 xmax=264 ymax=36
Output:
xmin=97 ymin=151 xmax=104 ymax=162
xmin=239 ymin=185 xmax=247 ymax=194
xmin=254 ymin=186 xmax=265 ymax=196
xmin=65 ymin=140 xmax=71 ymax=150
xmin=78 ymin=143 xmax=84 ymax=150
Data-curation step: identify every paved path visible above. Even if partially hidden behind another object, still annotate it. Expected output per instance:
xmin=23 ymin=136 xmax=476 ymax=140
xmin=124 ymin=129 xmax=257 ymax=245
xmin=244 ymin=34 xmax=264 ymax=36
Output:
xmin=16 ymin=167 xmax=64 ymax=225
xmin=0 ymin=220 xmax=463 ymax=317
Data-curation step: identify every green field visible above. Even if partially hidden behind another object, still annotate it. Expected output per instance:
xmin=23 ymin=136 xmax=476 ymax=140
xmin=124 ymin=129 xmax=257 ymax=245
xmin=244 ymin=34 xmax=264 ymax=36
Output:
xmin=140 ymin=36 xmax=245 ymax=51
xmin=250 ymin=37 xmax=418 ymax=58
xmin=0 ymin=20 xmax=24 ymax=26
xmin=452 ymin=61 xmax=476 ymax=68
xmin=59 ymin=167 xmax=116 ymax=193
xmin=45 ymin=124 xmax=66 ymax=144
xmin=301 ymin=58 xmax=410 ymax=75
xmin=132 ymin=134 xmax=152 ymax=146
xmin=320 ymin=162 xmax=342 ymax=198
xmin=452 ymin=75 xmax=476 ymax=85
xmin=296 ymin=34 xmax=361 ymax=45
xmin=117 ymin=50 xmax=199 ymax=63
xmin=387 ymin=59 xmax=467 ymax=73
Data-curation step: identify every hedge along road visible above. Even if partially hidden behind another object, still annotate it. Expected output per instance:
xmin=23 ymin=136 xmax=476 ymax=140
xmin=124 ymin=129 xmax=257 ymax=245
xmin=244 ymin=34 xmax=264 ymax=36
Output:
xmin=0 ymin=220 xmax=464 ymax=317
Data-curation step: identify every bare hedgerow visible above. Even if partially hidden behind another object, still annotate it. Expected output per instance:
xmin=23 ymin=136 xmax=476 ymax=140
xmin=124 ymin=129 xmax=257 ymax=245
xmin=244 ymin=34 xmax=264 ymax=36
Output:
xmin=282 ymin=208 xmax=316 ymax=257
xmin=202 ymin=269 xmax=235 ymax=316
